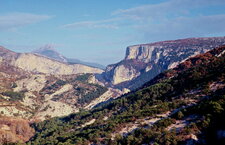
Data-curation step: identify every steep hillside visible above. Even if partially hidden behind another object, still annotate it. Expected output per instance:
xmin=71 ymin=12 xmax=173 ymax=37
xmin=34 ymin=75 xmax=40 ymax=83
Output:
xmin=29 ymin=45 xmax=225 ymax=145
xmin=0 ymin=46 xmax=18 ymax=62
xmin=103 ymin=37 xmax=225 ymax=90
xmin=0 ymin=69 xmax=124 ymax=121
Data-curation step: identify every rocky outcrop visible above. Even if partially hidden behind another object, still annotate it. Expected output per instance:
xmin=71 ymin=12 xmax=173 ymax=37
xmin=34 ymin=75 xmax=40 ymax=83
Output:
xmin=125 ymin=45 xmax=158 ymax=62
xmin=111 ymin=64 xmax=140 ymax=85
xmin=103 ymin=59 xmax=147 ymax=86
xmin=103 ymin=37 xmax=225 ymax=89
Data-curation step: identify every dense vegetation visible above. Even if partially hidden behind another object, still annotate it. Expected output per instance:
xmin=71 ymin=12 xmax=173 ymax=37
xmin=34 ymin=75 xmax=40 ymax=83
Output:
xmin=28 ymin=46 xmax=225 ymax=145
xmin=74 ymin=73 xmax=91 ymax=82
xmin=77 ymin=84 xmax=108 ymax=105
xmin=41 ymin=74 xmax=108 ymax=107
xmin=74 ymin=74 xmax=108 ymax=105
xmin=1 ymin=91 xmax=25 ymax=101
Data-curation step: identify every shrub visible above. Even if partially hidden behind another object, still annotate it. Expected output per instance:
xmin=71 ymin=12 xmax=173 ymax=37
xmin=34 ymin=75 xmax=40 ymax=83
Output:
xmin=1 ymin=91 xmax=25 ymax=101
xmin=74 ymin=74 xmax=91 ymax=82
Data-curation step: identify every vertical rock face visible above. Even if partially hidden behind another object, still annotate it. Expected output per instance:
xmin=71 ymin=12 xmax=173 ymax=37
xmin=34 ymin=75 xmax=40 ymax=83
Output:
xmin=103 ymin=37 xmax=225 ymax=89
xmin=125 ymin=45 xmax=158 ymax=63
xmin=103 ymin=59 xmax=147 ymax=85
xmin=112 ymin=64 xmax=140 ymax=85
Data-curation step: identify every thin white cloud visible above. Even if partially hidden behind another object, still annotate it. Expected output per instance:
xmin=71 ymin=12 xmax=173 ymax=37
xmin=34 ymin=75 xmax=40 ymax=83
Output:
xmin=110 ymin=0 xmax=225 ymax=41
xmin=62 ymin=18 xmax=121 ymax=29
xmin=0 ymin=12 xmax=52 ymax=31
xmin=62 ymin=0 xmax=225 ymax=41
xmin=112 ymin=0 xmax=225 ymax=20
xmin=137 ymin=14 xmax=225 ymax=41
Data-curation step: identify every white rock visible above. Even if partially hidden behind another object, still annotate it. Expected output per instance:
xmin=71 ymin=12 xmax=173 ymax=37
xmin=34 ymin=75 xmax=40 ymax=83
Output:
xmin=12 ymin=53 xmax=103 ymax=75
xmin=112 ymin=65 xmax=140 ymax=85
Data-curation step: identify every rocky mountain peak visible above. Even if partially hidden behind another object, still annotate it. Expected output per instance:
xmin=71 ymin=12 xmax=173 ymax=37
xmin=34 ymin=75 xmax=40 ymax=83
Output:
xmin=35 ymin=44 xmax=55 ymax=51
xmin=32 ymin=45 xmax=105 ymax=69
xmin=33 ymin=44 xmax=67 ymax=62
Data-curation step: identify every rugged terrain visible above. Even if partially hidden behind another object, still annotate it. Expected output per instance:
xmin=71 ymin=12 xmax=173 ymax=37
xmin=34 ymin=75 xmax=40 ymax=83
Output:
xmin=103 ymin=37 xmax=225 ymax=90
xmin=0 ymin=46 xmax=125 ymax=143
xmin=29 ymin=45 xmax=225 ymax=145
xmin=0 ymin=46 xmax=118 ymax=119
xmin=0 ymin=68 xmax=123 ymax=121
xmin=0 ymin=37 xmax=225 ymax=144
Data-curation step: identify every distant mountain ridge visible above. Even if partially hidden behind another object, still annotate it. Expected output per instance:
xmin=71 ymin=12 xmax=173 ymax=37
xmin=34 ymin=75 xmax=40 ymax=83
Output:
xmin=32 ymin=44 xmax=105 ymax=69
xmin=32 ymin=44 xmax=67 ymax=62
xmin=103 ymin=36 xmax=225 ymax=90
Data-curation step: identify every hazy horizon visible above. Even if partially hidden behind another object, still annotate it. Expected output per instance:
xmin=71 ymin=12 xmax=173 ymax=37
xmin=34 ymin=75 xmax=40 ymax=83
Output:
xmin=1 ymin=0 xmax=225 ymax=65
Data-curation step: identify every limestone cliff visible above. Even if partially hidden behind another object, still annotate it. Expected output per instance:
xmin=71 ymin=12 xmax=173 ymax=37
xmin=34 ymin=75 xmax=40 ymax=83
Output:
xmin=12 ymin=53 xmax=103 ymax=75
xmin=0 ymin=46 xmax=103 ymax=75
xmin=103 ymin=36 xmax=225 ymax=89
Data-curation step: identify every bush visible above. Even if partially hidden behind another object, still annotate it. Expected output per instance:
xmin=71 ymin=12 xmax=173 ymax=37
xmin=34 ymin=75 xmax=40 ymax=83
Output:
xmin=77 ymin=85 xmax=108 ymax=105
xmin=74 ymin=74 xmax=91 ymax=82
xmin=177 ymin=111 xmax=184 ymax=119
xmin=55 ymin=80 xmax=66 ymax=86
xmin=1 ymin=91 xmax=25 ymax=101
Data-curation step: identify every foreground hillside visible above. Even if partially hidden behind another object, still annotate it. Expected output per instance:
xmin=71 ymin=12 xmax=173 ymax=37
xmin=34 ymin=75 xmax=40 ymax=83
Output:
xmin=28 ymin=45 xmax=225 ymax=144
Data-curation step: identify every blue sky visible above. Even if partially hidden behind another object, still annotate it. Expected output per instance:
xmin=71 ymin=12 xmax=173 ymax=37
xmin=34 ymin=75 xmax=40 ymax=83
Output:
xmin=0 ymin=0 xmax=225 ymax=65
